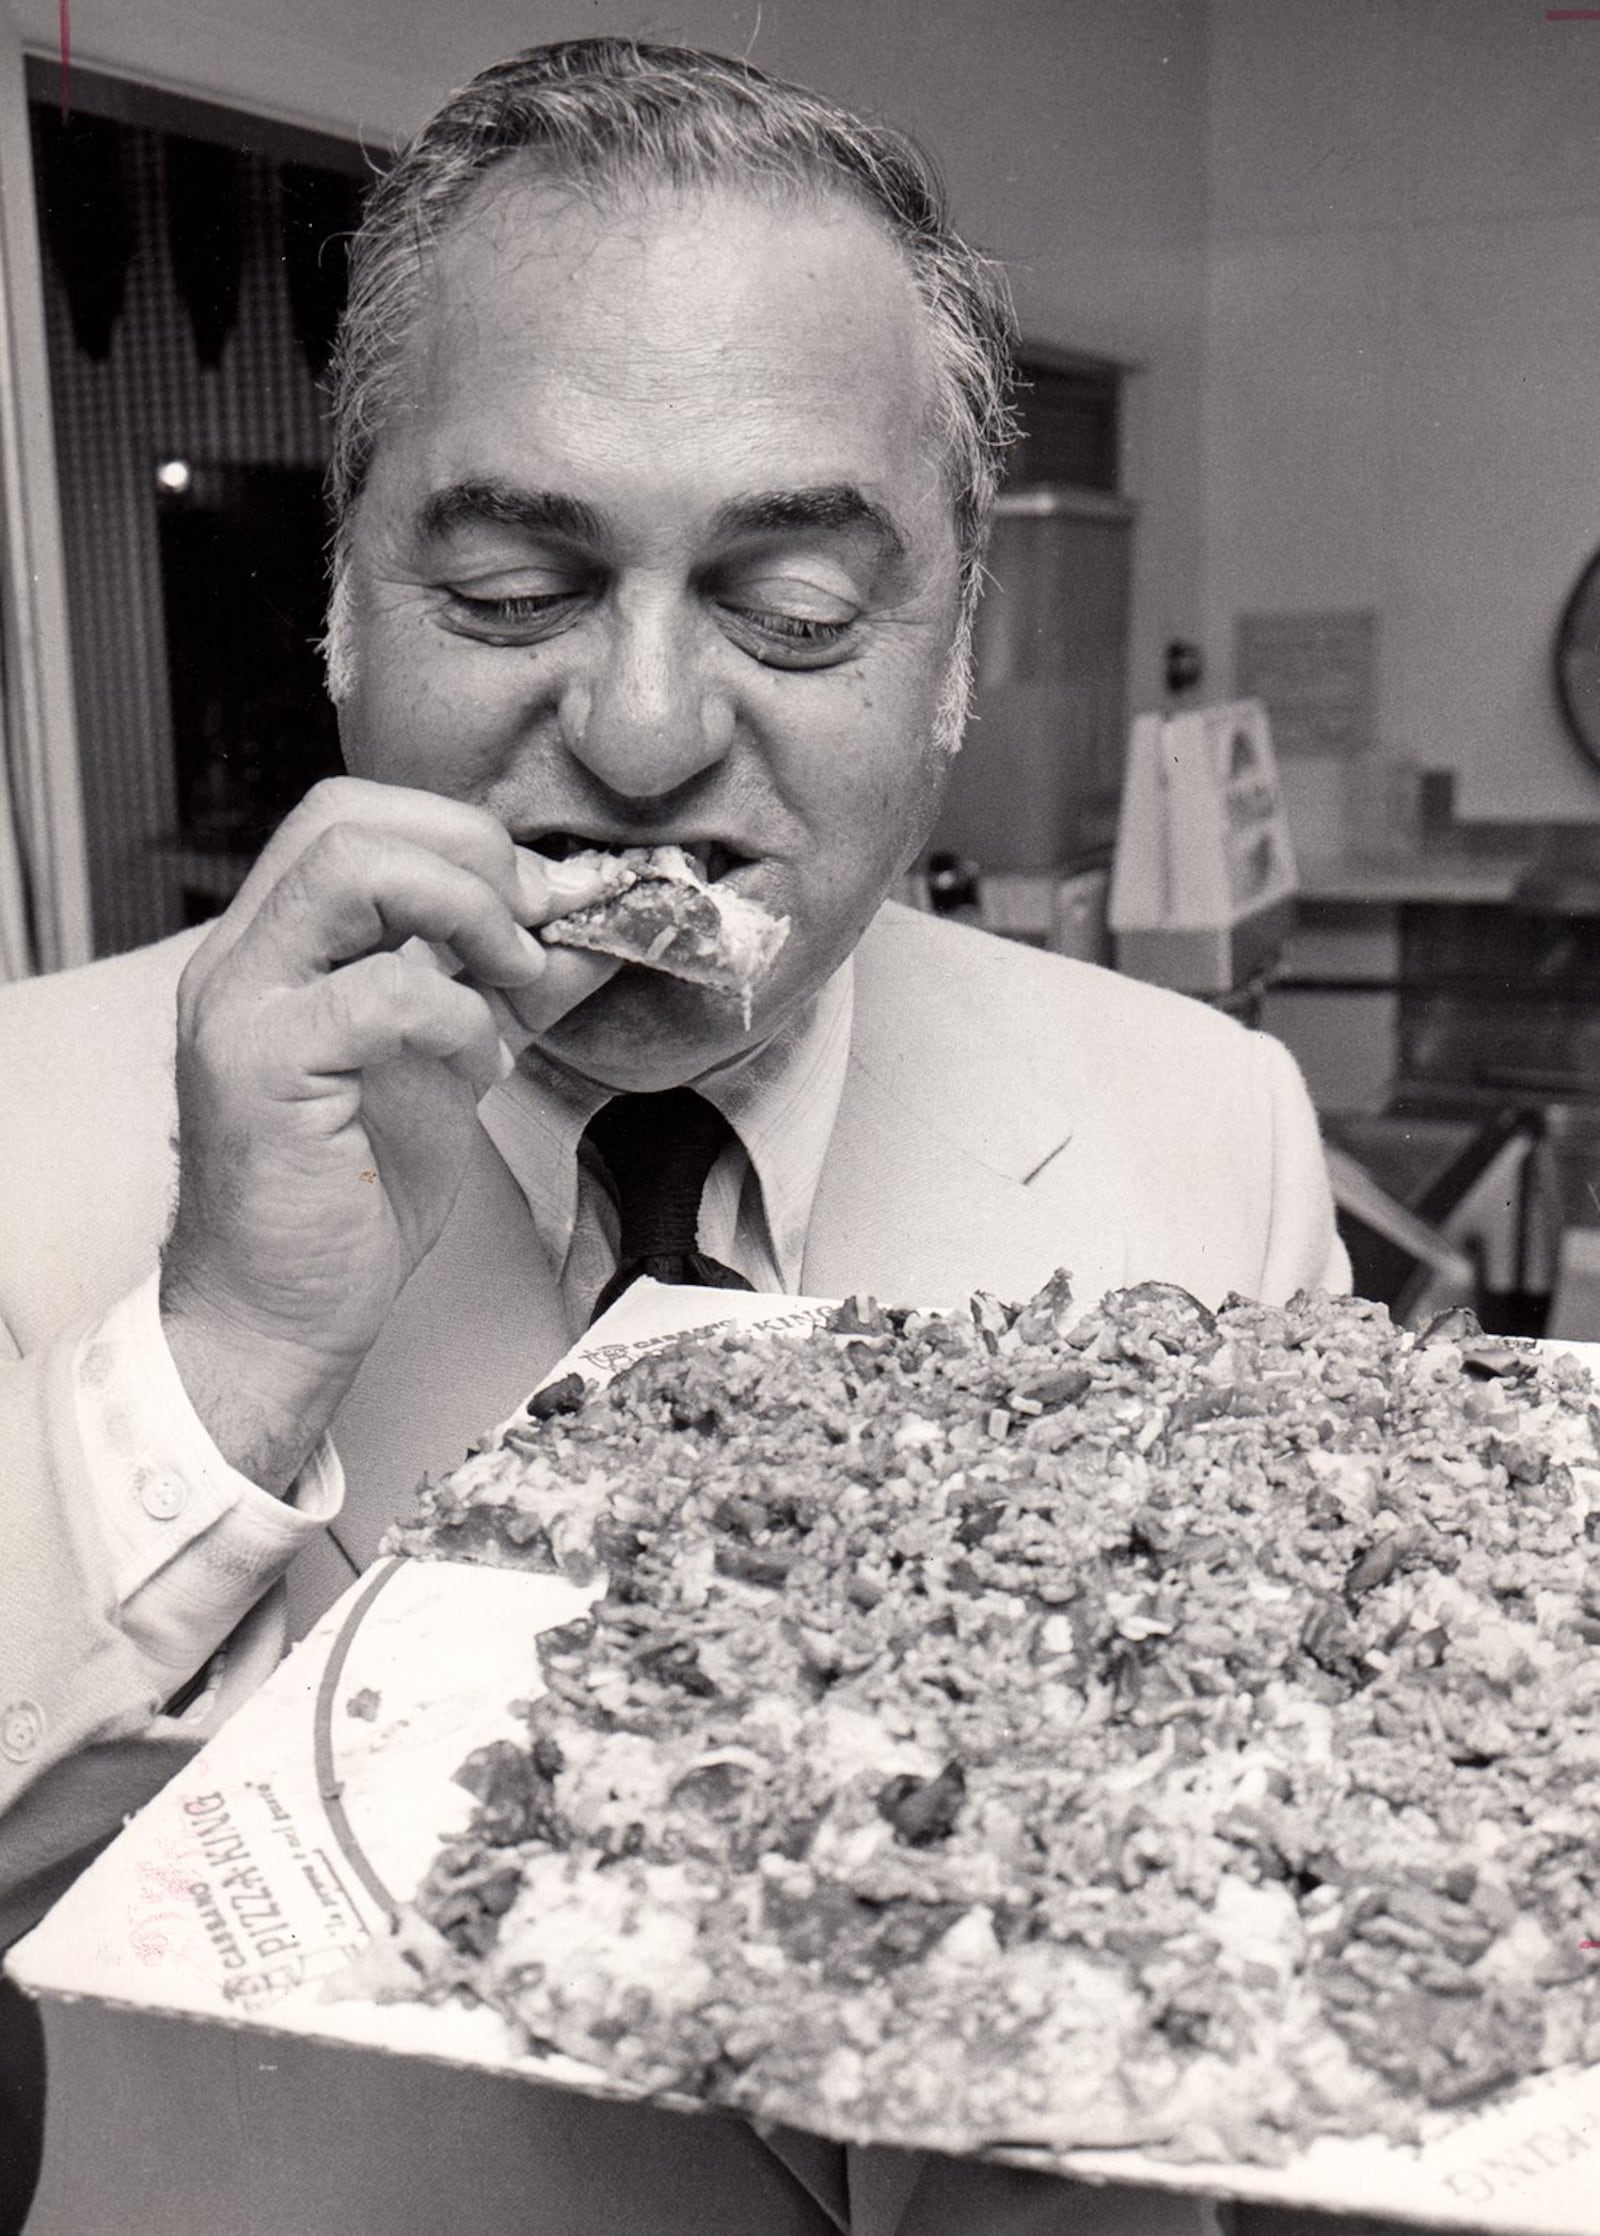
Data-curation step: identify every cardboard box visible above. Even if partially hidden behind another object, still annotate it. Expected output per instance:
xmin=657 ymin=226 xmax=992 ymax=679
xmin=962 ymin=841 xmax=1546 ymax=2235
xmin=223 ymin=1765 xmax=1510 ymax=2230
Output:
xmin=1110 ymin=701 xmax=1298 ymax=994
xmin=9 ymin=1290 xmax=1600 ymax=2234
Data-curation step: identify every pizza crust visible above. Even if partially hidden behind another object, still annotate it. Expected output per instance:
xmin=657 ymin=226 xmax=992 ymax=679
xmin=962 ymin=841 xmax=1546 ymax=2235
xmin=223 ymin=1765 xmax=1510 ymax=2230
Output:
xmin=540 ymin=846 xmax=790 ymax=1013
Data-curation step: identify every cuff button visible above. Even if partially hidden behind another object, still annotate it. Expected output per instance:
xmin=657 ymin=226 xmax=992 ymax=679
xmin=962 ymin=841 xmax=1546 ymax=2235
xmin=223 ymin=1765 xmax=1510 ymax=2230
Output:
xmin=1 ymin=1699 xmax=45 ymax=1764
xmin=137 ymin=1468 xmax=186 ymax=1521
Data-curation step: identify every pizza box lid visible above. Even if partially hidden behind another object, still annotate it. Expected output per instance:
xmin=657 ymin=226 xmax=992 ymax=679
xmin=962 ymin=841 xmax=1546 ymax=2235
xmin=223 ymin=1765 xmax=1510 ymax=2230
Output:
xmin=8 ymin=1285 xmax=1600 ymax=2234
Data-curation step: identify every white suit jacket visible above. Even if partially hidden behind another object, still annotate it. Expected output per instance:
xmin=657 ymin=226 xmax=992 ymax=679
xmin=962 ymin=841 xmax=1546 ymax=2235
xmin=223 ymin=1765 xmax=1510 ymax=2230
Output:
xmin=0 ymin=900 xmax=1344 ymax=2236
xmin=0 ymin=900 xmax=1343 ymax=1920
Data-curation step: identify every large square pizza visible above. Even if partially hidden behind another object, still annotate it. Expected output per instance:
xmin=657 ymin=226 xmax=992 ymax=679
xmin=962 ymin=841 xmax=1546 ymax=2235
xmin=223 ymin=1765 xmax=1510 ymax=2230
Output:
xmin=375 ymin=1277 xmax=1600 ymax=2167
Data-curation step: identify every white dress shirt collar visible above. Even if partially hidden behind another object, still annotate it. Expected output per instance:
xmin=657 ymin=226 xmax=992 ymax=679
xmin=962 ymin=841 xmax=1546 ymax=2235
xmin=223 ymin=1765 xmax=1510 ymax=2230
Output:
xmin=477 ymin=959 xmax=855 ymax=1298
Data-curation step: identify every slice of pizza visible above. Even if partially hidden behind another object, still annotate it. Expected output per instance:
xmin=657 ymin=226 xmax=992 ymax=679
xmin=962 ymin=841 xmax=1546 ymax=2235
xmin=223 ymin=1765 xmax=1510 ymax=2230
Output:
xmin=540 ymin=846 xmax=789 ymax=1011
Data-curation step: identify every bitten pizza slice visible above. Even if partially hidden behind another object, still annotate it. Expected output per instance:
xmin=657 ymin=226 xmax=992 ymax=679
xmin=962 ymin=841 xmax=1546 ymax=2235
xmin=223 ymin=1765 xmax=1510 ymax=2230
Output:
xmin=540 ymin=846 xmax=789 ymax=1010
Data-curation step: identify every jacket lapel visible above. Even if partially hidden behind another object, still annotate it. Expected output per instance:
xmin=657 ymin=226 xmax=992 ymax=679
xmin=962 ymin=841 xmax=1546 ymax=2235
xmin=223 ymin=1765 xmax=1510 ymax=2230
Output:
xmin=804 ymin=1056 xmax=1130 ymax=1309
xmin=803 ymin=1059 xmax=1052 ymax=1301
xmin=803 ymin=909 xmax=1132 ymax=1309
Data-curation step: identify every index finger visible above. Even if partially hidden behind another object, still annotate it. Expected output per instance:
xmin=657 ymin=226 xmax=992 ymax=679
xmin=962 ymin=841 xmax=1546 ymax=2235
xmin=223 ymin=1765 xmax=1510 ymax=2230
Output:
xmin=227 ymin=781 xmax=630 ymax=932
xmin=206 ymin=778 xmax=525 ymax=969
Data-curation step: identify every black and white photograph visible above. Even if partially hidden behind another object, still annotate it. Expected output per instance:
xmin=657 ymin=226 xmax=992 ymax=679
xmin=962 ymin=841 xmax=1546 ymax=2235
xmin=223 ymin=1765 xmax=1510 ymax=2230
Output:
xmin=2 ymin=5 xmax=1599 ymax=2233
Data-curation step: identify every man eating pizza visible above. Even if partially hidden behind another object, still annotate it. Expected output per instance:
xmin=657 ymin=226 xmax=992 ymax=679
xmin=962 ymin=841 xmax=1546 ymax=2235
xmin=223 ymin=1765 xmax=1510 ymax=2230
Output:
xmin=0 ymin=37 xmax=1347 ymax=2236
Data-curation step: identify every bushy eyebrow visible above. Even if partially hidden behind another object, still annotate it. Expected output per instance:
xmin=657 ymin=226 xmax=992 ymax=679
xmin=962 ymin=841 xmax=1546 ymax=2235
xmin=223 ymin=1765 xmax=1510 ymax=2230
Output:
xmin=415 ymin=478 xmax=906 ymax=563
xmin=416 ymin=481 xmax=605 ymax=546
xmin=711 ymin=486 xmax=907 ymax=561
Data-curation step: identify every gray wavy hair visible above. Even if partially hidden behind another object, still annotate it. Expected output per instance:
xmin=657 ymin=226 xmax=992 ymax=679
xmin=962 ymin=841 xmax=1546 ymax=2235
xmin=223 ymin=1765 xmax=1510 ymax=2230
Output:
xmin=324 ymin=36 xmax=1018 ymax=733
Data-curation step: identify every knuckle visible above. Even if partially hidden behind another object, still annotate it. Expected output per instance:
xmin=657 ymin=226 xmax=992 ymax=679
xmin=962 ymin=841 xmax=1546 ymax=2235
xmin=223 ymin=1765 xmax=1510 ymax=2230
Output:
xmin=305 ymin=818 xmax=373 ymax=883
xmin=271 ymin=772 xmax=359 ymax=845
xmin=304 ymin=772 xmax=364 ymax=816
xmin=443 ymin=983 xmax=497 ymax=1062
xmin=471 ymin=802 xmax=516 ymax=859
xmin=175 ymin=961 xmax=240 ymax=1061
xmin=343 ymin=948 xmax=409 ymax=1020
xmin=272 ymin=825 xmax=386 ymax=939
xmin=437 ymin=797 xmax=515 ymax=882
xmin=453 ymin=878 xmax=506 ymax=940
xmin=185 ymin=1005 xmax=234 ymax=1068
xmin=174 ymin=962 xmax=206 ymax=1033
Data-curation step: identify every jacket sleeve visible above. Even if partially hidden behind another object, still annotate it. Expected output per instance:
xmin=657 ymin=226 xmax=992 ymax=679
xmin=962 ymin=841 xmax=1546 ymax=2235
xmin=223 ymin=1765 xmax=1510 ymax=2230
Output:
xmin=1253 ymin=1030 xmax=1352 ymax=1303
xmin=0 ymin=1313 xmax=288 ymax=1945
xmin=0 ymin=1318 xmax=183 ymax=1934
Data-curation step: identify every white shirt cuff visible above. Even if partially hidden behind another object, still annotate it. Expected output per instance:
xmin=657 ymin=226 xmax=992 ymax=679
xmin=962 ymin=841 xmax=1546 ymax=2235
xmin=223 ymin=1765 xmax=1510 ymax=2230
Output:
xmin=73 ymin=1271 xmax=345 ymax=1682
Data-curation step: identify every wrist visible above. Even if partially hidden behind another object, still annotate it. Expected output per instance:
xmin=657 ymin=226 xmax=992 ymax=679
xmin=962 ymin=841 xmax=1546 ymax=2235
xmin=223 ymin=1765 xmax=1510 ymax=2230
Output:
xmin=158 ymin=1272 xmax=359 ymax=1496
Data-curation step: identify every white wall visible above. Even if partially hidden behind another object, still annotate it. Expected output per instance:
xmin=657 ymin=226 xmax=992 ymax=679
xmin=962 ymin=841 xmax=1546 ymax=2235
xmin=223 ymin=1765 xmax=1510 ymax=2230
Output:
xmin=12 ymin=0 xmax=1211 ymax=720
xmin=23 ymin=2 xmax=1600 ymax=832
xmin=1204 ymin=0 xmax=1600 ymax=824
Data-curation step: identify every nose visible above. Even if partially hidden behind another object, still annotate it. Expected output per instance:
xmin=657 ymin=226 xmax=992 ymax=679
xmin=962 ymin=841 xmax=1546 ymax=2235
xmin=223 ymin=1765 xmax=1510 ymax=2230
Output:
xmin=558 ymin=593 xmax=734 ymax=798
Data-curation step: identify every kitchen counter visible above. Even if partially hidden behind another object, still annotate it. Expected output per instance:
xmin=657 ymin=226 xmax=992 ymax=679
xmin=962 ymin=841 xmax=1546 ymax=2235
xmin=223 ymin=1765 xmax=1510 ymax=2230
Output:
xmin=1293 ymin=850 xmax=1532 ymax=908
xmin=1268 ymin=844 xmax=1600 ymax=1148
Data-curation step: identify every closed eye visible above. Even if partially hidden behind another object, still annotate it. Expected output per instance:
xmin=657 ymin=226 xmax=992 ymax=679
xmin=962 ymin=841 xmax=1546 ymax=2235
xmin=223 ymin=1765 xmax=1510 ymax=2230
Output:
xmin=726 ymin=603 xmax=852 ymax=643
xmin=713 ymin=567 xmax=861 ymax=668
xmin=443 ymin=587 xmax=590 ymax=642
xmin=717 ymin=603 xmax=858 ymax=669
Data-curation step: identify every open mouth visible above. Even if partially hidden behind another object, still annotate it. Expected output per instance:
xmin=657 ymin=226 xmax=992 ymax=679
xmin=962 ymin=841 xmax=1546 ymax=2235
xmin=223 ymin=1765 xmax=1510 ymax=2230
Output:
xmin=528 ymin=833 xmax=749 ymax=883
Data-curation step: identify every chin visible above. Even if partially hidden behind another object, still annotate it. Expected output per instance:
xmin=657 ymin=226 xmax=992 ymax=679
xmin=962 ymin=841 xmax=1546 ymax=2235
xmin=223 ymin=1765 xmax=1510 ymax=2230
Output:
xmin=532 ymin=964 xmax=775 ymax=1091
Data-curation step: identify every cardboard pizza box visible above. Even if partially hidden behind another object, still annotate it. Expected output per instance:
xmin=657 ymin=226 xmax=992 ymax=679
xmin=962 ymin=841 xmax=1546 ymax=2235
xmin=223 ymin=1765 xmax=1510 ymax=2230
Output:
xmin=8 ymin=1288 xmax=1600 ymax=2236
xmin=1110 ymin=700 xmax=1298 ymax=994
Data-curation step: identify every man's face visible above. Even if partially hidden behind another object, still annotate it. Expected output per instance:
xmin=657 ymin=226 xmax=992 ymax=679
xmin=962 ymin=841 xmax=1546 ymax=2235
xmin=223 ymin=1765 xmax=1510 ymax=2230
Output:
xmin=337 ymin=169 xmax=965 ymax=1088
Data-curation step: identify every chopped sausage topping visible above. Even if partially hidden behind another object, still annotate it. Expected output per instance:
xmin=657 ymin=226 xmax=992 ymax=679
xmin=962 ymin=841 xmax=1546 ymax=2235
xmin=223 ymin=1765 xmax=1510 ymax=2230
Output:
xmin=392 ymin=1281 xmax=1600 ymax=2167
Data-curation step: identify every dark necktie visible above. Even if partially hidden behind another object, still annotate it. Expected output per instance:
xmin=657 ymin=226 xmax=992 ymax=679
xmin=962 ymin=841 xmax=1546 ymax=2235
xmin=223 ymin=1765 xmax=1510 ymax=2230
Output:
xmin=584 ymin=1089 xmax=756 ymax=1323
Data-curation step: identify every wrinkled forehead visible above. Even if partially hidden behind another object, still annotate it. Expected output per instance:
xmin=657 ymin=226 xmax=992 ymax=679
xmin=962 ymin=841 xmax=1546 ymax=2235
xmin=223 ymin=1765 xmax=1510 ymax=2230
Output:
xmin=376 ymin=162 xmax=951 ymax=494
xmin=436 ymin=149 xmax=918 ymax=304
